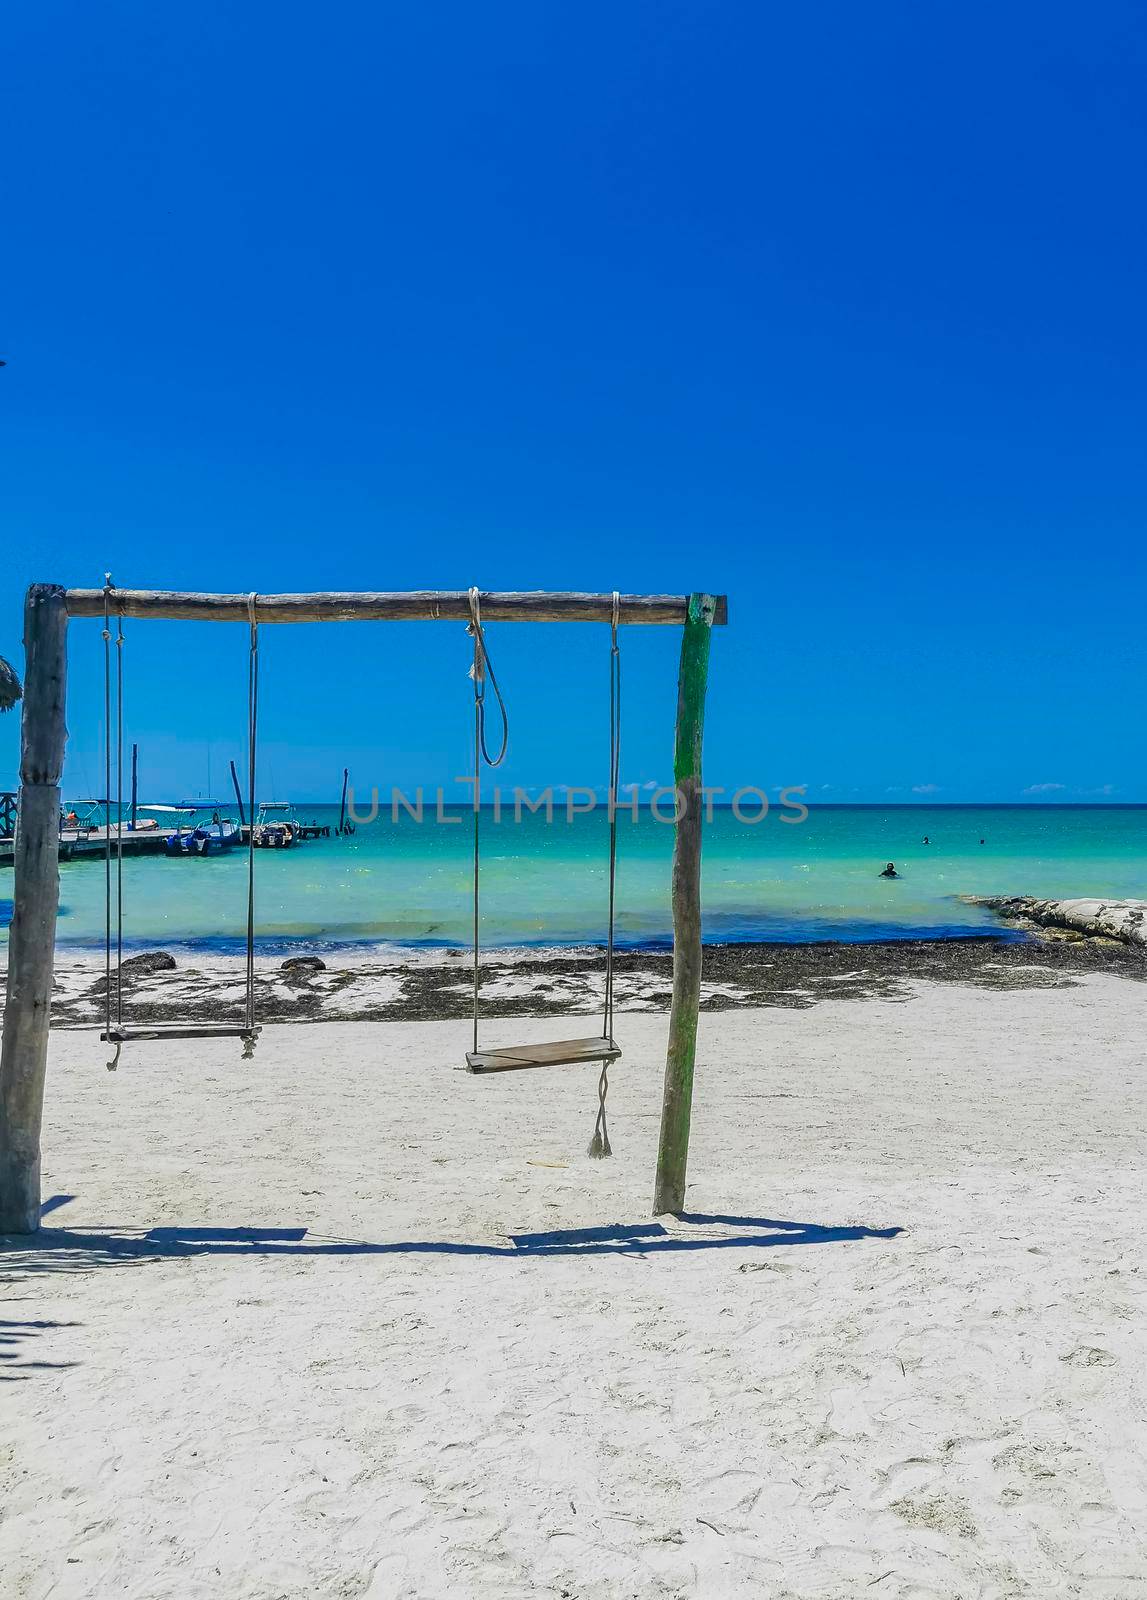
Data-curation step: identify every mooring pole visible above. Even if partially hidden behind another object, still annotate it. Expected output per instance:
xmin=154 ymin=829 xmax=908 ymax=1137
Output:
xmin=0 ymin=585 xmax=68 ymax=1233
xmin=130 ymin=742 xmax=138 ymax=831
xmin=229 ymin=759 xmax=246 ymax=828
xmin=653 ymin=592 xmax=716 ymax=1216
xmin=337 ymin=766 xmax=349 ymax=834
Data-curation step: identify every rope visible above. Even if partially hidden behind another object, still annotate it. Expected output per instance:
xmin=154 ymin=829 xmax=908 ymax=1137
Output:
xmin=102 ymin=576 xmax=120 ymax=1071
xmin=589 ymin=590 xmax=621 ymax=1159
xmin=99 ymin=582 xmax=259 ymax=1066
xmin=464 ymin=585 xmax=621 ymax=1158
xmin=115 ymin=604 xmax=125 ymax=1035
xmin=604 ymin=589 xmax=620 ymax=1039
xmin=589 ymin=1062 xmax=612 ymax=1159
xmin=468 ymin=588 xmax=508 ymax=1055
xmin=243 ymin=594 xmax=259 ymax=1059
xmin=467 ymin=588 xmax=508 ymax=767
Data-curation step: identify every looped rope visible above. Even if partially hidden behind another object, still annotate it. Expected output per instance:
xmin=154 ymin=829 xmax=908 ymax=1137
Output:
xmin=467 ymin=588 xmax=508 ymax=768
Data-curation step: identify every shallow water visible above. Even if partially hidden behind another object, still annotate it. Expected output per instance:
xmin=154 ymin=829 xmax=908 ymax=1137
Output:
xmin=11 ymin=802 xmax=1144 ymax=954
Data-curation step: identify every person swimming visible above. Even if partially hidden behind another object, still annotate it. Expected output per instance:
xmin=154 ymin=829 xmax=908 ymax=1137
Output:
xmin=879 ymin=861 xmax=899 ymax=878
xmin=922 ymin=835 xmax=930 ymax=845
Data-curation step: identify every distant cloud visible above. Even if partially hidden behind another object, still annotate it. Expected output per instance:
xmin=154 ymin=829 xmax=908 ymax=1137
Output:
xmin=1022 ymin=782 xmax=1066 ymax=795
xmin=1086 ymin=783 xmax=1116 ymax=797
xmin=911 ymin=783 xmax=941 ymax=795
xmin=642 ymin=780 xmax=659 ymax=791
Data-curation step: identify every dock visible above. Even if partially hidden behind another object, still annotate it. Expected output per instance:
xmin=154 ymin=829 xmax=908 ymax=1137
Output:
xmin=0 ymin=782 xmax=335 ymax=867
xmin=0 ymin=824 xmax=200 ymax=868
xmin=1 ymin=822 xmax=334 ymax=867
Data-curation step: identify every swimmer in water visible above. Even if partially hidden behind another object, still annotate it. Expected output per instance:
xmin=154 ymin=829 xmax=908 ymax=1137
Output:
xmin=879 ymin=861 xmax=899 ymax=878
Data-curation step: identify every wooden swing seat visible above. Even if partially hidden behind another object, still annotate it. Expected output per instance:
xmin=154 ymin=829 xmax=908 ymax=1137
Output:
xmin=466 ymin=1035 xmax=620 ymax=1074
xmin=100 ymin=1023 xmax=260 ymax=1044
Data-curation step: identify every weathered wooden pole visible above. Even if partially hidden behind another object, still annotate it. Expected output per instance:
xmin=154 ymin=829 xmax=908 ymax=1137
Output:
xmin=653 ymin=592 xmax=717 ymax=1216
xmin=0 ymin=585 xmax=68 ymax=1233
xmin=229 ymin=758 xmax=246 ymax=827
xmin=64 ymin=589 xmax=728 ymax=626
xmin=337 ymin=766 xmax=349 ymax=834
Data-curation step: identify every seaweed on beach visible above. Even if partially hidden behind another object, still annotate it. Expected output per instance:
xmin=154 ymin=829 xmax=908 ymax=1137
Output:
xmin=26 ymin=929 xmax=1147 ymax=1031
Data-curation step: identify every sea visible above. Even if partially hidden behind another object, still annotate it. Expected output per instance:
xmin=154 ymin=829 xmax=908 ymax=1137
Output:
xmin=4 ymin=803 xmax=1144 ymax=957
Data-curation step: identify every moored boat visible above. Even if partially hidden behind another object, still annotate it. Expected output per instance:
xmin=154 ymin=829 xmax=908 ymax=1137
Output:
xmin=164 ymin=816 xmax=240 ymax=856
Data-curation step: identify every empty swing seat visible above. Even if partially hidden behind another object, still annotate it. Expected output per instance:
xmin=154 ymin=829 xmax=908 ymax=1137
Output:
xmin=100 ymin=1023 xmax=261 ymax=1044
xmin=466 ymin=1035 xmax=620 ymax=1074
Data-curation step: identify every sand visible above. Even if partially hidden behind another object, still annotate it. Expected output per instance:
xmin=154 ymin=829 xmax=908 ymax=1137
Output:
xmin=2 ymin=974 xmax=1146 ymax=1598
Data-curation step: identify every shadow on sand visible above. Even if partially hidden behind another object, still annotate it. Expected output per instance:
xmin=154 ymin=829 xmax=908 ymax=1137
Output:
xmin=0 ymin=1320 xmax=82 ymax=1381
xmin=2 ymin=1211 xmax=903 ymax=1275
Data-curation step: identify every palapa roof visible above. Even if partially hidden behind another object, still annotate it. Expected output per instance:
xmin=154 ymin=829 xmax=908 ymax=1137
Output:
xmin=0 ymin=654 xmax=21 ymax=713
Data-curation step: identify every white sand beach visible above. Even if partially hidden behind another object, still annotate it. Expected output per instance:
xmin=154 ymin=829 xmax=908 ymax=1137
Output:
xmin=3 ymin=974 xmax=1146 ymax=1598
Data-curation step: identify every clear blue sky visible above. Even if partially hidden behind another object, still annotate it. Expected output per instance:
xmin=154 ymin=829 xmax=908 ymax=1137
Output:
xmin=4 ymin=2 xmax=1145 ymax=804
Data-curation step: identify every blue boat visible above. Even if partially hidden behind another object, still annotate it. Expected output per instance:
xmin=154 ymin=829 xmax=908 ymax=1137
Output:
xmin=164 ymin=816 xmax=240 ymax=857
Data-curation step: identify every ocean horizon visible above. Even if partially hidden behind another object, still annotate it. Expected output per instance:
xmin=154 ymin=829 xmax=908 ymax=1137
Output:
xmin=7 ymin=800 xmax=1143 ymax=954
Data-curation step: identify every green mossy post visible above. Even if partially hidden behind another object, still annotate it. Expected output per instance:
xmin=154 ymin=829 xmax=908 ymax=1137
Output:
xmin=653 ymin=593 xmax=717 ymax=1216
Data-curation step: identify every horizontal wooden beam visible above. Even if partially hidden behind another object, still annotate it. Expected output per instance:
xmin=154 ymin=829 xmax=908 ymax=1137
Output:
xmin=62 ymin=589 xmax=728 ymax=627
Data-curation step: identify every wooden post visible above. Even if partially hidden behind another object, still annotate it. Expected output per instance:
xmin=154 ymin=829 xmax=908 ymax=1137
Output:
xmin=653 ymin=593 xmax=717 ymax=1216
xmin=0 ymin=585 xmax=68 ymax=1233
xmin=230 ymin=759 xmax=246 ymax=827
xmin=337 ymin=766 xmax=349 ymax=834
xmin=130 ymin=742 xmax=138 ymax=830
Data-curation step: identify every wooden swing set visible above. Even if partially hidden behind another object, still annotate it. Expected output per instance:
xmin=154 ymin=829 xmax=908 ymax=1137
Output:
xmin=0 ymin=584 xmax=727 ymax=1235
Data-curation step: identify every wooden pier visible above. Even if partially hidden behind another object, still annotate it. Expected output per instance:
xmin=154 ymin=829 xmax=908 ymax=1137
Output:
xmin=0 ymin=820 xmax=334 ymax=867
xmin=0 ymin=823 xmax=198 ymax=868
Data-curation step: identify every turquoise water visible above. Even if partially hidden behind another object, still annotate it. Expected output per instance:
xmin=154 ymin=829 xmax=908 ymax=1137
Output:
xmin=7 ymin=803 xmax=1144 ymax=953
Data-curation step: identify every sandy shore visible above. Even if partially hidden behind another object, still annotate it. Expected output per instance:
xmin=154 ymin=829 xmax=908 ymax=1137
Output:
xmin=3 ymin=975 xmax=1146 ymax=1597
